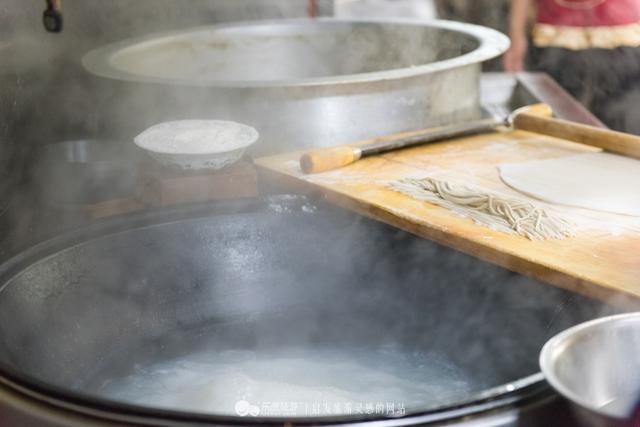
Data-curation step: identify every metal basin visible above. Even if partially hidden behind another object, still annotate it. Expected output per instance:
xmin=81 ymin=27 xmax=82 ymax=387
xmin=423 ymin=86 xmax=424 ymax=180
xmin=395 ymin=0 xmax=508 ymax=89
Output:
xmin=34 ymin=139 xmax=144 ymax=206
xmin=0 ymin=198 xmax=624 ymax=426
xmin=540 ymin=313 xmax=640 ymax=427
xmin=83 ymin=19 xmax=509 ymax=154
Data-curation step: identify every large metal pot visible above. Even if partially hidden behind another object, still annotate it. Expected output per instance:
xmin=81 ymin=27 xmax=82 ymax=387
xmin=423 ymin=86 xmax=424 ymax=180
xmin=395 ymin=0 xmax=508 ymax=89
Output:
xmin=82 ymin=19 xmax=509 ymax=155
xmin=0 ymin=198 xmax=627 ymax=426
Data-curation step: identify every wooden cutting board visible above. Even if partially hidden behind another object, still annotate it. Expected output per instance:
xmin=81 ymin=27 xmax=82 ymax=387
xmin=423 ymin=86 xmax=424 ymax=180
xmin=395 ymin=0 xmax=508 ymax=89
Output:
xmin=256 ymin=129 xmax=640 ymax=305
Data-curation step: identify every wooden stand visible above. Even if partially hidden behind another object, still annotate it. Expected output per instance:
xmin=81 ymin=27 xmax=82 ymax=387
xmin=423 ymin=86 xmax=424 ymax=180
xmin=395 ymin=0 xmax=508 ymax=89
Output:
xmin=80 ymin=160 xmax=258 ymax=219
xmin=84 ymin=198 xmax=145 ymax=219
xmin=140 ymin=160 xmax=258 ymax=207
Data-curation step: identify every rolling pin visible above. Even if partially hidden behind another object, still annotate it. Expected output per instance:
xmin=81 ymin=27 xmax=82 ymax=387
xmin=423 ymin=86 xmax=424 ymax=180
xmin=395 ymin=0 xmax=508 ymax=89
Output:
xmin=300 ymin=103 xmax=640 ymax=174
xmin=300 ymin=104 xmax=550 ymax=174
xmin=512 ymin=113 xmax=640 ymax=159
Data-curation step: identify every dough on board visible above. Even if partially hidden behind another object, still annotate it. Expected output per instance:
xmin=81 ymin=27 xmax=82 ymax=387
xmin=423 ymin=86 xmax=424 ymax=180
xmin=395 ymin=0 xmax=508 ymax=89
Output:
xmin=499 ymin=152 xmax=640 ymax=217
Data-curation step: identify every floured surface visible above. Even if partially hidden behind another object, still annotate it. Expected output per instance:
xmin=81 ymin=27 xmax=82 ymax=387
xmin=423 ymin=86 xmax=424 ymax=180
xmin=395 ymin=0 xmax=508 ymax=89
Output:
xmin=499 ymin=152 xmax=640 ymax=217
xmin=255 ymin=130 xmax=640 ymax=301
xmin=135 ymin=120 xmax=258 ymax=154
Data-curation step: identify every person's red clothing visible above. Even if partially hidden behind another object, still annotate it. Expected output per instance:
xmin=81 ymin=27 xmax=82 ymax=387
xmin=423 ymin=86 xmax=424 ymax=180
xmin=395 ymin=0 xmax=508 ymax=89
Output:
xmin=532 ymin=0 xmax=640 ymax=49
xmin=536 ymin=0 xmax=640 ymax=27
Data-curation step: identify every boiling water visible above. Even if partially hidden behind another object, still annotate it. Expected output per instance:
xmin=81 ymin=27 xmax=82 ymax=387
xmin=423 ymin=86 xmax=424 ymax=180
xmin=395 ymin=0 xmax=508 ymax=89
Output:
xmin=95 ymin=346 xmax=472 ymax=417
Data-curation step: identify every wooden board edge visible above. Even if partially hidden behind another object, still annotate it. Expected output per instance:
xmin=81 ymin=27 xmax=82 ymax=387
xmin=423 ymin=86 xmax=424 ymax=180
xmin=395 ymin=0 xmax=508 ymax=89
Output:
xmin=256 ymin=164 xmax=640 ymax=308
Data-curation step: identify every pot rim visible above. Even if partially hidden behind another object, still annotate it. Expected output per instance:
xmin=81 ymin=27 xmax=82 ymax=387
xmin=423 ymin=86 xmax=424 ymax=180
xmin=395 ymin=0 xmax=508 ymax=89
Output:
xmin=0 ymin=372 xmax=546 ymax=427
xmin=82 ymin=18 xmax=509 ymax=89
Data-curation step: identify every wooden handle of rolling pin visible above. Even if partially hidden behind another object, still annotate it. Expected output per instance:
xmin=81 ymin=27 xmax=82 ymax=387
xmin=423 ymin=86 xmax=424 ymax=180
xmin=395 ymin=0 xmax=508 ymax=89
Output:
xmin=300 ymin=146 xmax=362 ymax=174
xmin=513 ymin=113 xmax=640 ymax=159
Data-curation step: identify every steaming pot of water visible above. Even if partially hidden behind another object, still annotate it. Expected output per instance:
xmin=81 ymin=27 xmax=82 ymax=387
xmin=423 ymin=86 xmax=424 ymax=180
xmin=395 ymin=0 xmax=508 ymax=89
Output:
xmin=0 ymin=198 xmax=627 ymax=426
xmin=82 ymin=18 xmax=509 ymax=155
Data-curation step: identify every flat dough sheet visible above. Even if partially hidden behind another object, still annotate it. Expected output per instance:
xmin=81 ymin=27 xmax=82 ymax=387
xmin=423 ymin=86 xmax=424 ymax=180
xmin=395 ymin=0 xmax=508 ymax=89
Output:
xmin=499 ymin=152 xmax=640 ymax=217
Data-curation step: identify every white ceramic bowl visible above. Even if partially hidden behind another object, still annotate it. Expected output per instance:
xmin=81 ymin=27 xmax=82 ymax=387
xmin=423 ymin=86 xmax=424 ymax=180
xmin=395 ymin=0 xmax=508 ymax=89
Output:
xmin=134 ymin=120 xmax=259 ymax=170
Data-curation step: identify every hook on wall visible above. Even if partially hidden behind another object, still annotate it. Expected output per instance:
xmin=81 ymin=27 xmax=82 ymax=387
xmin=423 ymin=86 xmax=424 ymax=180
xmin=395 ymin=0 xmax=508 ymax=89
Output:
xmin=43 ymin=0 xmax=63 ymax=33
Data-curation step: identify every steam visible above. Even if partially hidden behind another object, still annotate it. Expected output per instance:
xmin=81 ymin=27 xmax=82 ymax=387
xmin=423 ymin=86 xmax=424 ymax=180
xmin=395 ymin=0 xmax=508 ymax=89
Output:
xmin=1 ymin=196 xmax=628 ymax=418
xmin=1 ymin=1 xmax=639 ymax=423
xmin=0 ymin=0 xmax=331 ymax=251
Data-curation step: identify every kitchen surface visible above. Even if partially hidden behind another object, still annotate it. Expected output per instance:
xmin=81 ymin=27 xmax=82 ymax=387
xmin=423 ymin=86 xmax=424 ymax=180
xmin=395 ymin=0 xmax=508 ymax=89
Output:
xmin=2 ymin=1 xmax=640 ymax=427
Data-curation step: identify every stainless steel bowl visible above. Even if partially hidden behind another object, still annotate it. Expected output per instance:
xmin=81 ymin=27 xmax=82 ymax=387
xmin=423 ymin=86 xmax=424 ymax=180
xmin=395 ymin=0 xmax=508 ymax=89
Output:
xmin=540 ymin=312 xmax=640 ymax=427
xmin=82 ymin=18 xmax=509 ymax=155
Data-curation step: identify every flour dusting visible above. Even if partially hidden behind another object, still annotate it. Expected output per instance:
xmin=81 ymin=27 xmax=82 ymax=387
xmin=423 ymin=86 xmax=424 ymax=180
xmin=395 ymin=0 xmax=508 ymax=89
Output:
xmin=135 ymin=120 xmax=258 ymax=154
